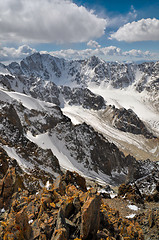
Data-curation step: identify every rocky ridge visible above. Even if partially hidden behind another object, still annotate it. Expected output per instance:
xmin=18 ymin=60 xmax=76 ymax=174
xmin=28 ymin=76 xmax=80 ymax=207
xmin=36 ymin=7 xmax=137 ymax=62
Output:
xmin=0 ymin=89 xmax=158 ymax=188
xmin=0 ymin=169 xmax=158 ymax=240
xmin=6 ymin=53 xmax=159 ymax=94
xmin=1 ymin=53 xmax=159 ymax=111
xmin=0 ymin=53 xmax=157 ymax=141
xmin=111 ymin=107 xmax=155 ymax=139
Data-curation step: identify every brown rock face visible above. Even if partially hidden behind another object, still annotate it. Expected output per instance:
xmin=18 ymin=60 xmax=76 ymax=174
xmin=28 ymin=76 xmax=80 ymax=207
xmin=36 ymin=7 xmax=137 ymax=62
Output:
xmin=0 ymin=167 xmax=23 ymax=209
xmin=51 ymin=228 xmax=67 ymax=240
xmin=80 ymin=194 xmax=101 ymax=239
xmin=0 ymin=171 xmax=146 ymax=240
xmin=0 ymin=147 xmax=9 ymax=179
xmin=63 ymin=170 xmax=87 ymax=192
xmin=15 ymin=208 xmax=32 ymax=240
xmin=118 ymin=183 xmax=144 ymax=204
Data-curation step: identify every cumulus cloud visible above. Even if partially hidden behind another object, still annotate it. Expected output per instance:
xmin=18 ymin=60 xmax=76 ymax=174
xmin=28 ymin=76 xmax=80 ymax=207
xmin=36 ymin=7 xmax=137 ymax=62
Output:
xmin=110 ymin=18 xmax=159 ymax=42
xmin=87 ymin=40 xmax=101 ymax=48
xmin=0 ymin=0 xmax=106 ymax=44
xmin=43 ymin=46 xmax=155 ymax=60
xmin=0 ymin=44 xmax=156 ymax=63
xmin=124 ymin=49 xmax=153 ymax=58
xmin=0 ymin=45 xmax=36 ymax=62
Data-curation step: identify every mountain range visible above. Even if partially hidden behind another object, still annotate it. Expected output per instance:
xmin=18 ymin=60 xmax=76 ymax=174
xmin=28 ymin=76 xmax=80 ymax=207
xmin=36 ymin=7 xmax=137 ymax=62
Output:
xmin=0 ymin=52 xmax=159 ymax=191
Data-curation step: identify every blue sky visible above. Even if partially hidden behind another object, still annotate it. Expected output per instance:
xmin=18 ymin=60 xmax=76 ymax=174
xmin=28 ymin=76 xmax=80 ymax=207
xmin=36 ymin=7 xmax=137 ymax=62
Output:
xmin=0 ymin=0 xmax=159 ymax=63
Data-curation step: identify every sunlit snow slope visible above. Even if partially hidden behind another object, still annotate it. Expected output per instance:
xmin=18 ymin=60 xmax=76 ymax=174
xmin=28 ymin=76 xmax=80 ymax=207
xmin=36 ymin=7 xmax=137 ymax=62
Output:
xmin=62 ymin=104 xmax=159 ymax=162
xmin=88 ymin=86 xmax=159 ymax=135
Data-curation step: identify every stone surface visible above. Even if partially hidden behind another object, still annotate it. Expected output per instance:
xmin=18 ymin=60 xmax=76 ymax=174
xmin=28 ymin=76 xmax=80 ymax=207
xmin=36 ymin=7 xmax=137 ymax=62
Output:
xmin=118 ymin=183 xmax=144 ymax=204
xmin=80 ymin=194 xmax=101 ymax=239
xmin=112 ymin=107 xmax=155 ymax=139
xmin=0 ymin=171 xmax=150 ymax=240
xmin=51 ymin=228 xmax=67 ymax=240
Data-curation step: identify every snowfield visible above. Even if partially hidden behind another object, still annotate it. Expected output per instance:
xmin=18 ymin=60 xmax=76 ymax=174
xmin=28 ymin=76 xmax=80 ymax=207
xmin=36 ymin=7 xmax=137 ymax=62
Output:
xmin=88 ymin=86 xmax=159 ymax=134
xmin=0 ymin=89 xmax=56 ymax=111
xmin=62 ymin=104 xmax=159 ymax=161
xmin=26 ymin=131 xmax=112 ymax=185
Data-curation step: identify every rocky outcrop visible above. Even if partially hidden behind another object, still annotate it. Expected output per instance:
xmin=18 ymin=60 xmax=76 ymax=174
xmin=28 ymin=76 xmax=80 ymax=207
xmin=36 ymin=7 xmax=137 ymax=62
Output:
xmin=112 ymin=107 xmax=155 ymax=138
xmin=118 ymin=177 xmax=159 ymax=204
xmin=0 ymin=148 xmax=9 ymax=179
xmin=0 ymin=171 xmax=145 ymax=240
xmin=0 ymin=167 xmax=24 ymax=209
xmin=80 ymin=194 xmax=101 ymax=239
xmin=0 ymin=103 xmax=24 ymax=145
xmin=118 ymin=183 xmax=144 ymax=204
xmin=135 ymin=208 xmax=159 ymax=240
xmin=0 ymin=101 xmax=62 ymax=191
xmin=60 ymin=86 xmax=106 ymax=110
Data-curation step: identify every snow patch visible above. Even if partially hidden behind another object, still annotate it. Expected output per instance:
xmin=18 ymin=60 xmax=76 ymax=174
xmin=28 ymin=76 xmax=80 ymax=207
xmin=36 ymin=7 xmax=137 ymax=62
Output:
xmin=2 ymin=145 xmax=34 ymax=173
xmin=45 ymin=181 xmax=51 ymax=190
xmin=0 ymin=208 xmax=5 ymax=213
xmin=1 ymin=89 xmax=56 ymax=111
xmin=128 ymin=204 xmax=139 ymax=211
xmin=28 ymin=219 xmax=33 ymax=224
xmin=126 ymin=213 xmax=136 ymax=219
xmin=26 ymin=131 xmax=112 ymax=185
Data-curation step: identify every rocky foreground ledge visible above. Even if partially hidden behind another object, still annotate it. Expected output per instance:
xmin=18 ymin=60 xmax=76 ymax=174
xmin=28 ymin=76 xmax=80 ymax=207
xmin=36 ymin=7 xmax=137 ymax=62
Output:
xmin=0 ymin=168 xmax=159 ymax=240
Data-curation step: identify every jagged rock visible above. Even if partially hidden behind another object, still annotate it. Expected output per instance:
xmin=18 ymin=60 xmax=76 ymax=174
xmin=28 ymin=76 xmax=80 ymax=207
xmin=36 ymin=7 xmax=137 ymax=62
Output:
xmin=148 ymin=210 xmax=155 ymax=228
xmin=15 ymin=208 xmax=32 ymax=240
xmin=52 ymin=208 xmax=69 ymax=239
xmin=0 ymin=102 xmax=62 ymax=192
xmin=60 ymin=86 xmax=106 ymax=110
xmin=51 ymin=228 xmax=67 ymax=240
xmin=56 ymin=208 xmax=68 ymax=230
xmin=0 ymin=103 xmax=24 ymax=145
xmin=31 ymin=219 xmax=41 ymax=239
xmin=0 ymin=167 xmax=24 ymax=209
xmin=99 ymin=192 xmax=111 ymax=199
xmin=118 ymin=183 xmax=144 ymax=204
xmin=135 ymin=208 xmax=159 ymax=239
xmin=0 ymin=171 xmax=147 ymax=240
xmin=156 ymin=182 xmax=159 ymax=192
xmin=63 ymin=170 xmax=87 ymax=192
xmin=0 ymin=147 xmax=9 ymax=179
xmin=146 ymin=191 xmax=159 ymax=202
xmin=112 ymin=107 xmax=154 ymax=138
xmin=133 ymin=169 xmax=159 ymax=195
xmin=80 ymin=194 xmax=101 ymax=239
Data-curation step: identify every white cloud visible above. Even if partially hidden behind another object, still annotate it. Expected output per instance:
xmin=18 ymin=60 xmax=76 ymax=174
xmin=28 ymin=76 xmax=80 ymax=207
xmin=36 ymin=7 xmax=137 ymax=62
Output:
xmin=110 ymin=18 xmax=159 ymax=42
xmin=43 ymin=46 xmax=155 ymax=60
xmin=87 ymin=40 xmax=101 ymax=48
xmin=0 ymin=45 xmax=36 ymax=62
xmin=0 ymin=0 xmax=106 ymax=44
xmin=0 ymin=45 xmax=156 ymax=63
xmin=124 ymin=49 xmax=153 ymax=58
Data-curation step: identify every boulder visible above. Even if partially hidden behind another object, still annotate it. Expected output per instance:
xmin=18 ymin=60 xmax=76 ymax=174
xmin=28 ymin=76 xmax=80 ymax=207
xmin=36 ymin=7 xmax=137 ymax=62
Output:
xmin=80 ymin=194 xmax=101 ymax=239
xmin=15 ymin=208 xmax=32 ymax=240
xmin=118 ymin=183 xmax=144 ymax=204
